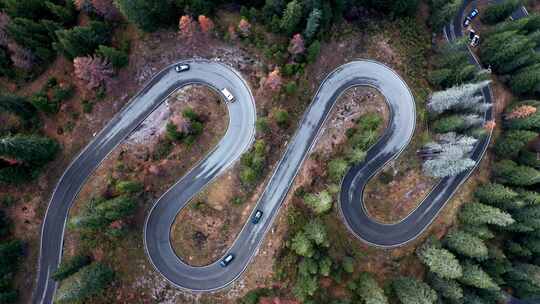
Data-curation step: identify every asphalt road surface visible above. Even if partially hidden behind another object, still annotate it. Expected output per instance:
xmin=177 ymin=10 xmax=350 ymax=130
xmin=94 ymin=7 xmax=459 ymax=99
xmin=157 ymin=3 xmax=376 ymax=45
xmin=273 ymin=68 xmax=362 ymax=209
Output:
xmin=145 ymin=60 xmax=416 ymax=291
xmin=32 ymin=59 xmax=257 ymax=303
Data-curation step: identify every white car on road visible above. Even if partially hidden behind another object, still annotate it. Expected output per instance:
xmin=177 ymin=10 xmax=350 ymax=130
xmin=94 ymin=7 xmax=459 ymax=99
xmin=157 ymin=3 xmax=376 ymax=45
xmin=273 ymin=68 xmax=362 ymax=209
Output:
xmin=221 ymin=88 xmax=235 ymax=102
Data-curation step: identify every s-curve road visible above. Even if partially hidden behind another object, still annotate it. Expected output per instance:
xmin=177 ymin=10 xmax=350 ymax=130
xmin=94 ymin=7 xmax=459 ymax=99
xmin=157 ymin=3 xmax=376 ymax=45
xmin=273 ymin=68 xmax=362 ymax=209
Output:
xmin=32 ymin=59 xmax=257 ymax=303
xmin=144 ymin=60 xmax=416 ymax=291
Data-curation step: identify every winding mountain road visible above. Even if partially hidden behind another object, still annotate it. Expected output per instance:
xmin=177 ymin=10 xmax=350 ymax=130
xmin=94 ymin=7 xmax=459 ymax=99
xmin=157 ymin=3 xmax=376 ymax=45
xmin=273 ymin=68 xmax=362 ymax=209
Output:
xmin=33 ymin=1 xmax=522 ymax=301
xmin=32 ymin=60 xmax=257 ymax=303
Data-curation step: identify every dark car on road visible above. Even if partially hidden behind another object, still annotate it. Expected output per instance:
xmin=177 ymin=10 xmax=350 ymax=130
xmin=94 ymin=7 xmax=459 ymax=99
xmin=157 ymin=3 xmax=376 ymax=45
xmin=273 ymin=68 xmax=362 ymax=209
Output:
xmin=252 ymin=210 xmax=263 ymax=224
xmin=463 ymin=8 xmax=479 ymax=27
xmin=220 ymin=254 xmax=234 ymax=267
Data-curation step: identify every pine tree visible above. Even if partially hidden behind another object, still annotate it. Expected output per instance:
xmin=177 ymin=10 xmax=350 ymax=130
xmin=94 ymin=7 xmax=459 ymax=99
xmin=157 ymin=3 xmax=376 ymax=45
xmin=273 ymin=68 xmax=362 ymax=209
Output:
xmin=459 ymin=202 xmax=514 ymax=227
xmin=392 ymin=277 xmax=437 ymax=304
xmin=417 ymin=243 xmax=462 ymax=279
xmin=511 ymin=63 xmax=540 ymax=96
xmin=429 ymin=0 xmax=460 ymax=31
xmin=6 ymin=18 xmax=56 ymax=62
xmin=290 ymin=232 xmax=314 ymax=257
xmin=304 ymin=190 xmax=333 ymax=214
xmin=303 ymin=219 xmax=328 ymax=247
xmin=510 ymin=205 xmax=540 ymax=231
xmin=304 ymin=8 xmax=321 ymax=41
xmin=427 ymin=273 xmax=463 ymax=302
xmin=0 ymin=94 xmax=38 ymax=128
xmin=427 ymin=81 xmax=490 ymax=114
xmin=280 ymin=0 xmax=303 ymax=36
xmin=96 ymin=45 xmax=128 ymax=69
xmin=517 ymin=188 xmax=540 ymax=205
xmin=53 ymin=21 xmax=111 ymax=60
xmin=115 ymin=0 xmax=177 ymax=32
xmin=432 ymin=114 xmax=483 ymax=133
xmin=493 ymin=160 xmax=540 ymax=186
xmin=307 ymin=40 xmax=320 ymax=64
xmin=474 ymin=183 xmax=523 ymax=210
xmin=494 ymin=130 xmax=537 ymax=158
xmin=353 ymin=272 xmax=388 ymax=304
xmin=0 ymin=135 xmax=59 ymax=165
xmin=459 ymin=262 xmax=500 ymax=291
xmin=462 ymin=224 xmax=495 ymax=240
xmin=54 ymin=263 xmax=114 ymax=303
xmin=505 ymin=263 xmax=540 ymax=298
xmin=444 ymin=230 xmax=488 ymax=259
xmin=518 ymin=149 xmax=540 ymax=169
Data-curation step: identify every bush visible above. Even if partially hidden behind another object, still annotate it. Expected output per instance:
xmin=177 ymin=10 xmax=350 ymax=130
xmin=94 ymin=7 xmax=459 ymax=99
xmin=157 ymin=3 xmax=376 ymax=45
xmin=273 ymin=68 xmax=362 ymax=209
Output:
xmin=307 ymin=40 xmax=321 ymax=64
xmin=54 ymin=263 xmax=114 ymax=303
xmin=285 ymin=81 xmax=298 ymax=95
xmin=328 ymin=158 xmax=349 ymax=182
xmin=115 ymin=180 xmax=143 ymax=194
xmin=30 ymin=92 xmax=58 ymax=114
xmin=53 ymin=21 xmax=111 ymax=60
xmin=52 ymin=255 xmax=91 ymax=281
xmin=273 ymin=109 xmax=290 ymax=128
xmin=96 ymin=45 xmax=129 ymax=69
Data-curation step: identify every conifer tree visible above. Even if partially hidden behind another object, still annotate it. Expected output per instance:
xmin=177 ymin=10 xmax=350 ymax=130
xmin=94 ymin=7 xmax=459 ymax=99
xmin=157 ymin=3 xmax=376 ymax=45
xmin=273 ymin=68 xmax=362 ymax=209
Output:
xmin=493 ymin=160 xmax=540 ymax=186
xmin=459 ymin=202 xmax=514 ymax=227
xmin=460 ymin=262 xmax=500 ymax=291
xmin=474 ymin=183 xmax=523 ymax=210
xmin=427 ymin=81 xmax=490 ymax=115
xmin=494 ymin=130 xmax=537 ymax=158
xmin=354 ymin=272 xmax=388 ymax=304
xmin=444 ymin=230 xmax=489 ymax=259
xmin=280 ymin=0 xmax=303 ymax=35
xmin=417 ymin=243 xmax=463 ymax=279
xmin=54 ymin=263 xmax=114 ymax=303
xmin=304 ymin=8 xmax=321 ymax=41
xmin=392 ymin=277 xmax=437 ymax=304
xmin=427 ymin=273 xmax=463 ymax=302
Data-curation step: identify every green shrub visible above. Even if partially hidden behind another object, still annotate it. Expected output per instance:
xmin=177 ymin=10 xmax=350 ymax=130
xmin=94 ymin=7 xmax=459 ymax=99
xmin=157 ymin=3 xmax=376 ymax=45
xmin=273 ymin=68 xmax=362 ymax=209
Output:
xmin=52 ymin=255 xmax=91 ymax=281
xmin=307 ymin=41 xmax=321 ymax=64
xmin=273 ymin=109 xmax=290 ymax=128
xmin=328 ymin=158 xmax=349 ymax=182
xmin=115 ymin=181 xmax=143 ymax=194
xmin=30 ymin=92 xmax=58 ymax=114
xmin=97 ymin=45 xmax=129 ymax=69
xmin=285 ymin=81 xmax=298 ymax=95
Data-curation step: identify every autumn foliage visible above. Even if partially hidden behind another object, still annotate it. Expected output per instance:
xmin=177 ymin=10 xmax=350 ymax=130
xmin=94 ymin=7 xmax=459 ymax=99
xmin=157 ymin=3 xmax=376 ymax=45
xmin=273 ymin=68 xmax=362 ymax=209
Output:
xmin=265 ymin=68 xmax=282 ymax=91
xmin=484 ymin=120 xmax=496 ymax=131
xmin=7 ymin=42 xmax=34 ymax=70
xmin=288 ymin=33 xmax=305 ymax=55
xmin=198 ymin=15 xmax=214 ymax=34
xmin=91 ymin=0 xmax=122 ymax=20
xmin=73 ymin=56 xmax=113 ymax=92
xmin=238 ymin=19 xmax=251 ymax=37
xmin=507 ymin=105 xmax=537 ymax=120
xmin=179 ymin=15 xmax=196 ymax=39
